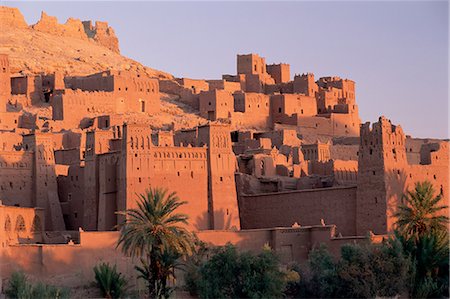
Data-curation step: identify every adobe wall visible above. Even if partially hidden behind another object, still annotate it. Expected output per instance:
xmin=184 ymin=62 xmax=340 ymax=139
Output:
xmin=0 ymin=54 xmax=11 ymax=113
xmin=295 ymin=113 xmax=360 ymax=139
xmin=356 ymin=117 xmax=449 ymax=235
xmin=0 ymin=150 xmax=34 ymax=207
xmin=65 ymin=71 xmax=160 ymax=114
xmin=266 ymin=63 xmax=290 ymax=84
xmin=239 ymin=186 xmax=357 ymax=236
xmin=207 ymin=80 xmax=241 ymax=93
xmin=57 ymin=164 xmax=85 ymax=230
xmin=0 ymin=227 xmax=377 ymax=288
xmin=330 ymin=144 xmax=359 ymax=160
xmin=199 ymin=90 xmax=233 ymax=120
xmin=271 ymin=94 xmax=317 ymax=125
xmin=233 ymin=92 xmax=270 ymax=128
xmin=237 ymin=54 xmax=267 ymax=75
xmin=197 ymin=124 xmax=241 ymax=230
xmin=293 ymin=73 xmax=318 ymax=97
xmin=159 ymin=79 xmax=200 ymax=109
xmin=120 ymin=124 xmax=210 ymax=231
xmin=0 ymin=205 xmax=44 ymax=247
xmin=0 ymin=112 xmax=21 ymax=131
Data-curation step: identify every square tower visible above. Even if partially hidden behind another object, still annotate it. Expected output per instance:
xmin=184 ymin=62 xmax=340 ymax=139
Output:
xmin=237 ymin=53 xmax=267 ymax=75
xmin=267 ymin=63 xmax=290 ymax=84
xmin=0 ymin=54 xmax=11 ymax=112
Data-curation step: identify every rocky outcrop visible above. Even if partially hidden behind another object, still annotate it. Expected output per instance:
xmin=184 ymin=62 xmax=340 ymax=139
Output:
xmin=0 ymin=6 xmax=170 ymax=78
xmin=32 ymin=12 xmax=87 ymax=40
xmin=0 ymin=6 xmax=28 ymax=28
xmin=82 ymin=21 xmax=120 ymax=53
xmin=32 ymin=11 xmax=120 ymax=53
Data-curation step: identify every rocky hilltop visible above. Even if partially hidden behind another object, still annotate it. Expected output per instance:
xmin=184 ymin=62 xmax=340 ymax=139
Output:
xmin=0 ymin=6 xmax=172 ymax=79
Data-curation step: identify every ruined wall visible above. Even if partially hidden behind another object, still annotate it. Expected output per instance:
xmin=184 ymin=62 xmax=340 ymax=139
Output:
xmin=32 ymin=12 xmax=87 ymax=40
xmin=31 ymin=11 xmax=120 ymax=52
xmin=239 ymin=186 xmax=357 ymax=235
xmin=82 ymin=21 xmax=120 ymax=53
xmin=159 ymin=79 xmax=200 ymax=109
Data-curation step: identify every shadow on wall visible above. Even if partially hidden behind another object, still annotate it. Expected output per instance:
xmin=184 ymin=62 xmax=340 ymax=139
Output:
xmin=385 ymin=169 xmax=408 ymax=231
xmin=194 ymin=209 xmax=233 ymax=231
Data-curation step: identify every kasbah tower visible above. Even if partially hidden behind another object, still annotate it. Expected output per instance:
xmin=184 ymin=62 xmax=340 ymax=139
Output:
xmin=0 ymin=5 xmax=447 ymax=289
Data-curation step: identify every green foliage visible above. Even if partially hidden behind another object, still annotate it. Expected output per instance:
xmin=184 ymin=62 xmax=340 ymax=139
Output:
xmin=93 ymin=262 xmax=128 ymax=299
xmin=5 ymin=271 xmax=32 ymax=299
xmin=285 ymin=241 xmax=410 ymax=298
xmin=394 ymin=181 xmax=448 ymax=242
xmin=116 ymin=188 xmax=195 ymax=299
xmin=5 ymin=271 xmax=69 ymax=299
xmin=188 ymin=244 xmax=286 ymax=299
xmin=394 ymin=181 xmax=449 ymax=298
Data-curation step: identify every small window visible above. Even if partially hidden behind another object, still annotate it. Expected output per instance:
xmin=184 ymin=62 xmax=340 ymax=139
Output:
xmin=278 ymin=107 xmax=282 ymax=113
xmin=220 ymin=177 xmax=223 ymax=182
xmin=372 ymin=171 xmax=376 ymax=175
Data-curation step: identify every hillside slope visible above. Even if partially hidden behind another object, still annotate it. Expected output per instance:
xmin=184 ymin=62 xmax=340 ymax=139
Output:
xmin=0 ymin=6 xmax=172 ymax=79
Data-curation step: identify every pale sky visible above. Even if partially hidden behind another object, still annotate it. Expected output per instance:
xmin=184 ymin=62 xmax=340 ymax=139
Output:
xmin=5 ymin=1 xmax=449 ymax=139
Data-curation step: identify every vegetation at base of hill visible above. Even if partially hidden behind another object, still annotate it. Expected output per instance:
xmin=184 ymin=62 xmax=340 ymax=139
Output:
xmin=4 ymin=271 xmax=70 ymax=299
xmin=284 ymin=240 xmax=411 ymax=298
xmin=185 ymin=243 xmax=286 ymax=299
xmin=183 ymin=180 xmax=448 ymax=299
xmin=285 ymin=180 xmax=449 ymax=299
xmin=116 ymin=188 xmax=194 ymax=299
xmin=93 ymin=262 xmax=128 ymax=299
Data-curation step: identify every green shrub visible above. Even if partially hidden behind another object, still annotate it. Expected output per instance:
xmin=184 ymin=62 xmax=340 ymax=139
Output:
xmin=4 ymin=271 xmax=69 ymax=299
xmin=93 ymin=262 xmax=128 ymax=299
xmin=189 ymin=244 xmax=286 ymax=299
xmin=4 ymin=271 xmax=32 ymax=299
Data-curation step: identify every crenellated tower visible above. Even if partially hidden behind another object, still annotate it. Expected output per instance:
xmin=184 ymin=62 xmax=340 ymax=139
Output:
xmin=293 ymin=73 xmax=318 ymax=97
xmin=197 ymin=123 xmax=240 ymax=230
xmin=356 ymin=116 xmax=407 ymax=235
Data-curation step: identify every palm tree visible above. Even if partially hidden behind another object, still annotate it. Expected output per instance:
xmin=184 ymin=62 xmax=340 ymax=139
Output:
xmin=116 ymin=188 xmax=194 ymax=298
xmin=394 ymin=181 xmax=449 ymax=298
xmin=394 ymin=181 xmax=448 ymax=242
